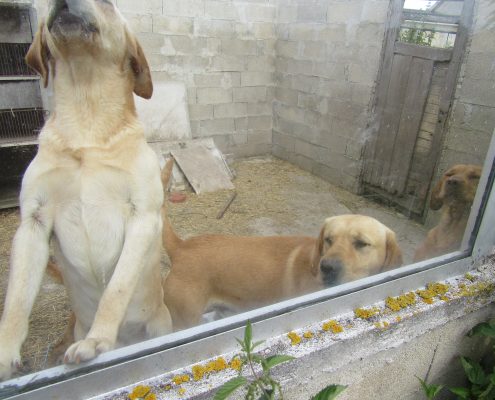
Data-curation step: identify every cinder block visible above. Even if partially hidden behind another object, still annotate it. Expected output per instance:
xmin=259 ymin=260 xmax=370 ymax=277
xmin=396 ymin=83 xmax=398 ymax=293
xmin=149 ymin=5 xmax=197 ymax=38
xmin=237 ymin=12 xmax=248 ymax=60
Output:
xmin=205 ymin=1 xmax=239 ymax=20
xmin=194 ymin=73 xmax=240 ymax=88
xmin=327 ymin=1 xmax=363 ymax=24
xmin=297 ymin=0 xmax=327 ymax=23
xmin=276 ymin=40 xmax=300 ymax=58
xmin=318 ymin=24 xmax=347 ymax=43
xmin=273 ymin=130 xmax=296 ymax=152
xmin=361 ymin=0 xmax=390 ymax=23
xmin=210 ymin=55 xmax=245 ymax=72
xmin=153 ymin=15 xmax=194 ymax=35
xmin=136 ymin=33 xmax=166 ymax=54
xmin=197 ymin=87 xmax=233 ymax=104
xmin=356 ymin=23 xmax=385 ymax=45
xmin=248 ymin=130 xmax=272 ymax=145
xmin=350 ymin=83 xmax=372 ymax=107
xmin=233 ymin=86 xmax=267 ymax=102
xmin=247 ymin=102 xmax=273 ymax=116
xmin=244 ymin=4 xmax=276 ymax=22
xmin=463 ymin=52 xmax=495 ymax=80
xmin=194 ymin=19 xmax=235 ymax=38
xmin=116 ymin=0 xmax=162 ymax=14
xmin=214 ymin=103 xmax=248 ymax=118
xmin=275 ymin=87 xmax=298 ymax=106
xmin=247 ymin=115 xmax=272 ymax=130
xmin=302 ymin=41 xmax=327 ymax=61
xmin=245 ymin=56 xmax=275 ymax=72
xmin=200 ymin=118 xmax=235 ymax=135
xmin=189 ymin=104 xmax=214 ymax=120
xmin=313 ymin=62 xmax=345 ymax=80
xmin=164 ymin=0 xmax=205 ymax=17
xmin=241 ymin=71 xmax=274 ymax=87
xmin=348 ymin=62 xmax=378 ymax=85
xmin=286 ymin=59 xmax=314 ymax=76
xmin=221 ymin=39 xmax=258 ymax=56
xmin=169 ymin=36 xmax=208 ymax=55
xmin=234 ymin=117 xmax=248 ymax=131
xmin=298 ymin=93 xmax=328 ymax=114
xmin=277 ymin=6 xmax=297 ymax=23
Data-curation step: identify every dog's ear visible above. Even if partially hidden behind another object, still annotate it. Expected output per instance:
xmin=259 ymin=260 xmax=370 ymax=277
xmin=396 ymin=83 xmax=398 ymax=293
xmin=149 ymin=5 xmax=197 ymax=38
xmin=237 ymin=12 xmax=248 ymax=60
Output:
xmin=430 ymin=173 xmax=447 ymax=210
xmin=126 ymin=29 xmax=153 ymax=99
xmin=25 ymin=22 xmax=50 ymax=88
xmin=311 ymin=227 xmax=325 ymax=275
xmin=381 ymin=229 xmax=403 ymax=272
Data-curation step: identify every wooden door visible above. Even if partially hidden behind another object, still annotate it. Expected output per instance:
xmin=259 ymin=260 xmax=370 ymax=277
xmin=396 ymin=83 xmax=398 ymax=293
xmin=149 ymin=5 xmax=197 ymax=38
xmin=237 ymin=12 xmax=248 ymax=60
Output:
xmin=363 ymin=0 xmax=474 ymax=217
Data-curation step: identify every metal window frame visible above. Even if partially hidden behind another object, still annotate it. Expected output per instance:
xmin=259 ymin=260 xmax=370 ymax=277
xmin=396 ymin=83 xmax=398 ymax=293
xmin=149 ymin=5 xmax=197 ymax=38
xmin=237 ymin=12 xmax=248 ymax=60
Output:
xmin=1 ymin=131 xmax=494 ymax=399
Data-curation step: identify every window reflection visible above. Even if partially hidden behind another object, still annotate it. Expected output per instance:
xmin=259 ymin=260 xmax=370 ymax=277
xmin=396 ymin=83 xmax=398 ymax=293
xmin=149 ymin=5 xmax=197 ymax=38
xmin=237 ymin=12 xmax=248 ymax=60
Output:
xmin=0 ymin=0 xmax=493 ymax=388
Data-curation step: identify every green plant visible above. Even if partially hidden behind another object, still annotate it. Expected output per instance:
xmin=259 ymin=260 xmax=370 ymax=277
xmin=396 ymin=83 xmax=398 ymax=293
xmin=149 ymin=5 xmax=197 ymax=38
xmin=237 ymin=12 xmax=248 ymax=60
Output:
xmin=417 ymin=319 xmax=495 ymax=400
xmin=214 ymin=321 xmax=346 ymax=400
xmin=399 ymin=28 xmax=435 ymax=46
xmin=417 ymin=376 xmax=444 ymax=399
xmin=448 ymin=319 xmax=495 ymax=399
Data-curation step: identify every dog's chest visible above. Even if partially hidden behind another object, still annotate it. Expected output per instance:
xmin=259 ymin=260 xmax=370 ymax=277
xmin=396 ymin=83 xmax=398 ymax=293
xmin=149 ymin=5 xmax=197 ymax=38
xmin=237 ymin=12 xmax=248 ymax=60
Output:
xmin=50 ymin=162 xmax=134 ymax=279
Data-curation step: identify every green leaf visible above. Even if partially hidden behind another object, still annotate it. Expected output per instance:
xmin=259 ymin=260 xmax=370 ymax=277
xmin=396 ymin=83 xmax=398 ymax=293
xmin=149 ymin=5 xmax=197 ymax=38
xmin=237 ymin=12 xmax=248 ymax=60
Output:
xmin=461 ymin=357 xmax=488 ymax=385
xmin=245 ymin=321 xmax=253 ymax=351
xmin=311 ymin=384 xmax=347 ymax=400
xmin=467 ymin=321 xmax=495 ymax=338
xmin=416 ymin=376 xmax=443 ymax=399
xmin=213 ymin=376 xmax=248 ymax=400
xmin=236 ymin=338 xmax=247 ymax=351
xmin=480 ymin=382 xmax=495 ymax=399
xmin=264 ymin=355 xmax=295 ymax=370
xmin=252 ymin=340 xmax=265 ymax=350
xmin=449 ymin=387 xmax=470 ymax=399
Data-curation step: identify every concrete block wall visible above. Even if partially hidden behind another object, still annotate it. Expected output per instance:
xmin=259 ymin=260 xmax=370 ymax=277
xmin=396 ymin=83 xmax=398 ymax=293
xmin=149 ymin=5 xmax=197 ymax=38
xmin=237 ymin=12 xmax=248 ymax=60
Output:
xmin=117 ymin=0 xmax=277 ymax=158
xmin=272 ymin=0 xmax=389 ymax=192
xmin=436 ymin=0 xmax=495 ymax=172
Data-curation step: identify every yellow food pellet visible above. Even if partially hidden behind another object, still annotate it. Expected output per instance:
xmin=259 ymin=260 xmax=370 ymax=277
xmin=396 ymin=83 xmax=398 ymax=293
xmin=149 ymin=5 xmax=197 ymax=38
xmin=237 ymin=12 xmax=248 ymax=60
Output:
xmin=287 ymin=331 xmax=302 ymax=345
xmin=303 ymin=331 xmax=314 ymax=339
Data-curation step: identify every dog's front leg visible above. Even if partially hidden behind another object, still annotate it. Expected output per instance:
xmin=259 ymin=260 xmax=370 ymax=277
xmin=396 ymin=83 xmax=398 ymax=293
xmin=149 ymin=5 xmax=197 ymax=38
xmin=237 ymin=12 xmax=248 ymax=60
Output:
xmin=0 ymin=199 xmax=52 ymax=380
xmin=64 ymin=211 xmax=162 ymax=364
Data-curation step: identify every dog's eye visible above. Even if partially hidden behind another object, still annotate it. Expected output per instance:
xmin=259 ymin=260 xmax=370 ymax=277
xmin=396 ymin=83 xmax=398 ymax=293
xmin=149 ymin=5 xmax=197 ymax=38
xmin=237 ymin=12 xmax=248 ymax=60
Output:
xmin=354 ymin=240 xmax=370 ymax=249
xmin=469 ymin=174 xmax=480 ymax=180
xmin=325 ymin=237 xmax=332 ymax=246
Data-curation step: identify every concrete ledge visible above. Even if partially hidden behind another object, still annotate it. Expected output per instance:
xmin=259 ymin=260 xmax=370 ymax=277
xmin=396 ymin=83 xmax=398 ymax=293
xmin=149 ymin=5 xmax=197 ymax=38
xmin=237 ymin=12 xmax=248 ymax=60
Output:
xmin=97 ymin=261 xmax=495 ymax=400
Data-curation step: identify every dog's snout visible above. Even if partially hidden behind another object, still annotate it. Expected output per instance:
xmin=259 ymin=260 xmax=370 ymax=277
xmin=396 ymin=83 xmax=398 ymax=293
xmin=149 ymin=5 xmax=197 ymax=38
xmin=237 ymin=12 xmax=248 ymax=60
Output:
xmin=447 ymin=176 xmax=462 ymax=185
xmin=320 ymin=258 xmax=343 ymax=286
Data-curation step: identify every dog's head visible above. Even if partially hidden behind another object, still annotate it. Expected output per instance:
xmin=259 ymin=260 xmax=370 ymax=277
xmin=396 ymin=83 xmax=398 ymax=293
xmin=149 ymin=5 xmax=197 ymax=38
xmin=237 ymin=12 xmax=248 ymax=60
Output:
xmin=25 ymin=0 xmax=152 ymax=98
xmin=312 ymin=215 xmax=403 ymax=286
xmin=430 ymin=164 xmax=482 ymax=211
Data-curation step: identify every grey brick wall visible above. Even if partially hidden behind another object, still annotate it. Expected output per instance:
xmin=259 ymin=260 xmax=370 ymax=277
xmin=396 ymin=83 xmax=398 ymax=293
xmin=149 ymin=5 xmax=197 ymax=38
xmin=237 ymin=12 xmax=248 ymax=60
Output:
xmin=272 ymin=0 xmax=389 ymax=192
xmin=20 ymin=0 xmax=495 ymax=195
xmin=118 ymin=0 xmax=276 ymax=159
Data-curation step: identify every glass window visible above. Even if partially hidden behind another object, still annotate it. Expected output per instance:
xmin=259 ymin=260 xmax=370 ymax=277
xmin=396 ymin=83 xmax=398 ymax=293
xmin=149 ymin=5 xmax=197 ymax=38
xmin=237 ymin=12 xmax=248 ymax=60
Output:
xmin=0 ymin=0 xmax=493 ymax=396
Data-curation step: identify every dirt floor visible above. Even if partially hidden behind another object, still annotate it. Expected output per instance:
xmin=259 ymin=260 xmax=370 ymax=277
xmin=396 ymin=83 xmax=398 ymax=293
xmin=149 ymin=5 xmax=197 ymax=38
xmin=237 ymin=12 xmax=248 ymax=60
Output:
xmin=0 ymin=156 xmax=428 ymax=377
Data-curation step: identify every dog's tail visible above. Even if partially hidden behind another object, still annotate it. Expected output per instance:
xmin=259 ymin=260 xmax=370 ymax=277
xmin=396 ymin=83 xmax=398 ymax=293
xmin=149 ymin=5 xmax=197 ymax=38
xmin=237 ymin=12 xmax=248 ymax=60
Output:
xmin=161 ymin=157 xmax=183 ymax=256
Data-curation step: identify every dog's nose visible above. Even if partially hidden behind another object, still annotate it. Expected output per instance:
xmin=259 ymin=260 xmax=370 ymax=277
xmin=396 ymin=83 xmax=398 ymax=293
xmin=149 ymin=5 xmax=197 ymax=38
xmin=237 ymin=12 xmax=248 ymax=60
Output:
xmin=446 ymin=176 xmax=462 ymax=186
xmin=320 ymin=259 xmax=343 ymax=285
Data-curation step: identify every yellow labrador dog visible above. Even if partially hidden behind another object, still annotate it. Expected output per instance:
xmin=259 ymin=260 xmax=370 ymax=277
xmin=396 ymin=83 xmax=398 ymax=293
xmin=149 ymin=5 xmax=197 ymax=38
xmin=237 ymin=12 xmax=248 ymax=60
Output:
xmin=414 ymin=164 xmax=482 ymax=261
xmin=0 ymin=0 xmax=172 ymax=379
xmin=161 ymin=163 xmax=403 ymax=329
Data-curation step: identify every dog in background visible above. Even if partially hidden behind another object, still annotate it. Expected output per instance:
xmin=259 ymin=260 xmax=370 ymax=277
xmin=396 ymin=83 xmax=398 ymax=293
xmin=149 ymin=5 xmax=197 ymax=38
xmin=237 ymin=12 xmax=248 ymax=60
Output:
xmin=414 ymin=164 xmax=482 ymax=261
xmin=0 ymin=0 xmax=172 ymax=380
xmin=161 ymin=160 xmax=403 ymax=330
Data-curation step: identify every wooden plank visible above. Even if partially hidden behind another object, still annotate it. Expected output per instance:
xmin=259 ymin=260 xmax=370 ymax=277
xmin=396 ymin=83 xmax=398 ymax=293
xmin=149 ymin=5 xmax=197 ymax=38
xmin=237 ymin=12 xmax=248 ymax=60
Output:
xmin=171 ymin=145 xmax=234 ymax=194
xmin=363 ymin=0 xmax=404 ymax=184
xmin=402 ymin=10 xmax=460 ymax=25
xmin=387 ymin=58 xmax=434 ymax=195
xmin=369 ymin=53 xmax=412 ymax=187
xmin=394 ymin=42 xmax=452 ymax=61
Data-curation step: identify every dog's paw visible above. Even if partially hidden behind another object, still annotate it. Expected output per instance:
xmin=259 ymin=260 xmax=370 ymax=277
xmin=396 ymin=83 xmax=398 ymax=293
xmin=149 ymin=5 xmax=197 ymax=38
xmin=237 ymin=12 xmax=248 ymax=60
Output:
xmin=64 ymin=338 xmax=113 ymax=364
xmin=0 ymin=351 xmax=21 ymax=381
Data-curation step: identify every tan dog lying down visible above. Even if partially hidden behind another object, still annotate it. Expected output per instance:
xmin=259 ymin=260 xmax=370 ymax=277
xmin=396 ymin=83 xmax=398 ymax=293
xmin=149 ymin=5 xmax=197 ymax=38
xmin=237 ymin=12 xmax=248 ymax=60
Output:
xmin=0 ymin=0 xmax=171 ymax=380
xmin=414 ymin=164 xmax=482 ymax=261
xmin=161 ymin=162 xmax=403 ymax=330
